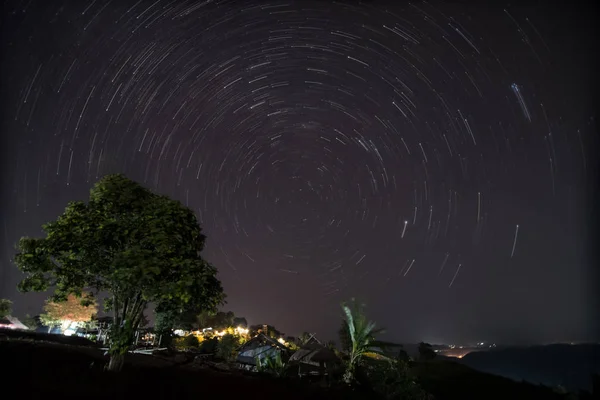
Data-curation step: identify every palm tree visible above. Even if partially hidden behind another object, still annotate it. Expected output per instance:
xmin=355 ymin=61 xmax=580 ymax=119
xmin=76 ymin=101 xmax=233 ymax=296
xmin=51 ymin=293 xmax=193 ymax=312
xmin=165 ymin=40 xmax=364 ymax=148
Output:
xmin=341 ymin=299 xmax=394 ymax=385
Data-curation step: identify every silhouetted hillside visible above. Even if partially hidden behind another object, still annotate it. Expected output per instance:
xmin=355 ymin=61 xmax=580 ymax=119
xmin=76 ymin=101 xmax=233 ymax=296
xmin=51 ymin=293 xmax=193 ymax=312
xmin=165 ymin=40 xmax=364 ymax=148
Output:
xmin=459 ymin=344 xmax=600 ymax=392
xmin=413 ymin=360 xmax=569 ymax=400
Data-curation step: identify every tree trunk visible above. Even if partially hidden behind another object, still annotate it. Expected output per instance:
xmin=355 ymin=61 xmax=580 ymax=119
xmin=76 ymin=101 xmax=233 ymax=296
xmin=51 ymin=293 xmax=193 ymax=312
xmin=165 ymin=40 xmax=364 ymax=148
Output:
xmin=107 ymin=353 xmax=125 ymax=372
xmin=343 ymin=362 xmax=356 ymax=385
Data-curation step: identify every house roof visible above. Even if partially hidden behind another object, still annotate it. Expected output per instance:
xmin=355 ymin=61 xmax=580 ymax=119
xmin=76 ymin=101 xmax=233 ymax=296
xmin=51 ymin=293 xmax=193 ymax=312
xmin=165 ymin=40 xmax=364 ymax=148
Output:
xmin=238 ymin=333 xmax=288 ymax=352
xmin=237 ymin=344 xmax=282 ymax=365
xmin=289 ymin=343 xmax=339 ymax=364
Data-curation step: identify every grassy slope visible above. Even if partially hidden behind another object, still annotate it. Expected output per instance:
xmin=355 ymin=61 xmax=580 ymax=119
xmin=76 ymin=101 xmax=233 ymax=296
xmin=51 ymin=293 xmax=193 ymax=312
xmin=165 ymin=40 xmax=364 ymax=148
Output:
xmin=1 ymin=333 xmax=574 ymax=400
xmin=2 ymin=340 xmax=366 ymax=400
xmin=413 ymin=359 xmax=568 ymax=400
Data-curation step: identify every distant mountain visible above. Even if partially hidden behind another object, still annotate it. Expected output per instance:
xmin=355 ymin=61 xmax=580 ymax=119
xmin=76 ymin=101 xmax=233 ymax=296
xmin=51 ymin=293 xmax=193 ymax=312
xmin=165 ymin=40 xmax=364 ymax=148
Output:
xmin=458 ymin=343 xmax=600 ymax=393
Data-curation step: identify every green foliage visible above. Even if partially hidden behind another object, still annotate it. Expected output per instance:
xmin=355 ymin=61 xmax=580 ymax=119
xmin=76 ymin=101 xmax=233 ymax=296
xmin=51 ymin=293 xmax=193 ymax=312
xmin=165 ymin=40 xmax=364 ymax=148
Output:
xmin=340 ymin=299 xmax=399 ymax=385
xmin=397 ymin=346 xmax=411 ymax=362
xmin=284 ymin=336 xmax=299 ymax=350
xmin=172 ymin=337 xmax=186 ymax=350
xmin=215 ymin=311 xmax=235 ymax=329
xmin=39 ymin=313 xmax=62 ymax=328
xmin=338 ymin=319 xmax=352 ymax=352
xmin=217 ymin=333 xmax=239 ymax=361
xmin=196 ymin=310 xmax=235 ymax=330
xmin=154 ymin=310 xmax=177 ymax=347
xmin=299 ymin=331 xmax=312 ymax=345
xmin=232 ymin=317 xmax=247 ymax=328
xmin=40 ymin=293 xmax=97 ymax=326
xmin=14 ymin=174 xmax=225 ymax=371
xmin=418 ymin=342 xmax=436 ymax=361
xmin=199 ymin=337 xmax=219 ymax=354
xmin=257 ymin=351 xmax=288 ymax=377
xmin=249 ymin=324 xmax=282 ymax=338
xmin=183 ymin=334 xmax=200 ymax=348
xmin=173 ymin=309 xmax=202 ymax=330
xmin=365 ymin=359 xmax=429 ymax=400
xmin=195 ymin=310 xmax=215 ymax=330
xmin=22 ymin=314 xmax=40 ymax=330
xmin=0 ymin=299 xmax=12 ymax=318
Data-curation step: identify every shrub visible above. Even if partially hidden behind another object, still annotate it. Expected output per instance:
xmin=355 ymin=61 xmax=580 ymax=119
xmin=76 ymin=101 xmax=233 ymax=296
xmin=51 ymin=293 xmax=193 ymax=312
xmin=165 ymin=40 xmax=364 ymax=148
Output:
xmin=256 ymin=351 xmax=288 ymax=378
xmin=365 ymin=359 xmax=430 ymax=400
xmin=172 ymin=337 xmax=186 ymax=350
xmin=217 ymin=333 xmax=239 ymax=361
xmin=199 ymin=337 xmax=218 ymax=354
xmin=183 ymin=334 xmax=200 ymax=348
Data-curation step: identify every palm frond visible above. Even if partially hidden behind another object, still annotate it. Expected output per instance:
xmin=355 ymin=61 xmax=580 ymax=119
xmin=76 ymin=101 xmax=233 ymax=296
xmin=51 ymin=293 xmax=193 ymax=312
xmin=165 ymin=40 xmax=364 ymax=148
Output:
xmin=342 ymin=304 xmax=356 ymax=344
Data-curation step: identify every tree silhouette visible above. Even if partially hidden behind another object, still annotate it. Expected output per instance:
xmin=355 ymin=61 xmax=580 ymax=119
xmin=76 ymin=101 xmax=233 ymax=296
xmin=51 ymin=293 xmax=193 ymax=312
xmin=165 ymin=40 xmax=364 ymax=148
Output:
xmin=233 ymin=316 xmax=248 ymax=328
xmin=0 ymin=299 xmax=12 ymax=318
xmin=340 ymin=299 xmax=396 ymax=384
xmin=418 ymin=342 xmax=436 ymax=361
xmin=15 ymin=174 xmax=224 ymax=371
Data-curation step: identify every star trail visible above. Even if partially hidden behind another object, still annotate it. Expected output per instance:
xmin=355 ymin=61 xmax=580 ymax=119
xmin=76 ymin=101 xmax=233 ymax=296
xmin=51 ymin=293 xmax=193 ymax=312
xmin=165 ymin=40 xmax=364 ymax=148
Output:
xmin=0 ymin=0 xmax=597 ymax=345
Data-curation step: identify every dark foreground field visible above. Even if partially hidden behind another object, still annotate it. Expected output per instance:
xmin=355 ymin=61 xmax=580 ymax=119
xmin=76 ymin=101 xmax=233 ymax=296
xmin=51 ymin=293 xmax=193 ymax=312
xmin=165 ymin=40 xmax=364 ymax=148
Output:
xmin=1 ymin=334 xmax=585 ymax=400
xmin=2 ymin=339 xmax=366 ymax=400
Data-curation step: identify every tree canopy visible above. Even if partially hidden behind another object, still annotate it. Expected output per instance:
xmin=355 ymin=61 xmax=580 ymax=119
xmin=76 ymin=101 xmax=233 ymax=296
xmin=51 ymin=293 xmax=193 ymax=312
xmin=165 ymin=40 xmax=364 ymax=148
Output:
xmin=249 ymin=324 xmax=283 ymax=338
xmin=205 ymin=311 xmax=235 ymax=330
xmin=0 ymin=299 xmax=12 ymax=318
xmin=14 ymin=174 xmax=225 ymax=370
xmin=40 ymin=293 xmax=97 ymax=327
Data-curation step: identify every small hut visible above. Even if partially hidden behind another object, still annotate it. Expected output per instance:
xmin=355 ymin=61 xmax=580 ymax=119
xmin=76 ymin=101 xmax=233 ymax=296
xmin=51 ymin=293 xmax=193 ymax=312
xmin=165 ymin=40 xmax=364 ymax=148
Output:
xmin=236 ymin=333 xmax=289 ymax=370
xmin=289 ymin=342 xmax=341 ymax=378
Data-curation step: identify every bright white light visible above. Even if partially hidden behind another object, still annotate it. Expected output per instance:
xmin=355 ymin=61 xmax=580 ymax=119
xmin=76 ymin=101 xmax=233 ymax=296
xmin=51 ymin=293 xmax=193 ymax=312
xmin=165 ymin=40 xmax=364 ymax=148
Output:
xmin=235 ymin=326 xmax=249 ymax=335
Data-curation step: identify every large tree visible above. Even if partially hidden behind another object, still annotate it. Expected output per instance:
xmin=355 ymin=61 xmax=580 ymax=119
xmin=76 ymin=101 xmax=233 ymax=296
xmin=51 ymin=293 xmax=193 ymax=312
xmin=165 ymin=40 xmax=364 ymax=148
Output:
xmin=14 ymin=174 xmax=225 ymax=371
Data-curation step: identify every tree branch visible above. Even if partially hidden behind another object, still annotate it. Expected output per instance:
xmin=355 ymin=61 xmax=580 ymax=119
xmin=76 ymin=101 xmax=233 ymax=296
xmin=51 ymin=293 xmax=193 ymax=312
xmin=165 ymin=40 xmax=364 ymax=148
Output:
xmin=121 ymin=297 xmax=130 ymax=323
xmin=113 ymin=295 xmax=120 ymax=327
xmin=130 ymin=300 xmax=146 ymax=330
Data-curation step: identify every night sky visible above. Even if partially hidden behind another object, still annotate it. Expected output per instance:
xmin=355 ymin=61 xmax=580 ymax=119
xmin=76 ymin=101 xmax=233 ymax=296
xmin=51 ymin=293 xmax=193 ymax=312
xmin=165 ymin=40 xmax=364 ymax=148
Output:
xmin=0 ymin=0 xmax=597 ymax=346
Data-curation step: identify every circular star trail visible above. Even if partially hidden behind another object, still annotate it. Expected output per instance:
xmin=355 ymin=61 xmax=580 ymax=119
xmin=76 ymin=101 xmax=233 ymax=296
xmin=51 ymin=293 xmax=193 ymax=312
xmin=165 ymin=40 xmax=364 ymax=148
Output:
xmin=1 ymin=0 xmax=595 ymax=344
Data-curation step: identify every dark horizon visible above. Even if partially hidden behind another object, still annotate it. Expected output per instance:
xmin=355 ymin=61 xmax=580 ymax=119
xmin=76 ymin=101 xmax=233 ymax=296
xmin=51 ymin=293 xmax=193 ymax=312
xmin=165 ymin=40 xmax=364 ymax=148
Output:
xmin=1 ymin=0 xmax=598 ymax=347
